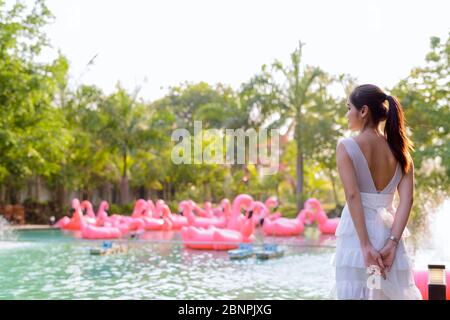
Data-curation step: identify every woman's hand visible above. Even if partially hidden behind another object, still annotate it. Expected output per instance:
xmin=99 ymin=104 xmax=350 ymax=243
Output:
xmin=379 ymin=240 xmax=398 ymax=273
xmin=361 ymin=243 xmax=386 ymax=279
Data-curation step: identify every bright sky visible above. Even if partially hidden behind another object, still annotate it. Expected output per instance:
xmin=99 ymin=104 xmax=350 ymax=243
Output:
xmin=31 ymin=0 xmax=450 ymax=100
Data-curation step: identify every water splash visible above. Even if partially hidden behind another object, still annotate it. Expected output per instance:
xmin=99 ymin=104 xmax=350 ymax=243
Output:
xmin=0 ymin=216 xmax=17 ymax=241
xmin=413 ymin=198 xmax=450 ymax=268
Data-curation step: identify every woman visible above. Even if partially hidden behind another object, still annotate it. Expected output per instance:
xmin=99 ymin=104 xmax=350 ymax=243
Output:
xmin=333 ymin=84 xmax=422 ymax=300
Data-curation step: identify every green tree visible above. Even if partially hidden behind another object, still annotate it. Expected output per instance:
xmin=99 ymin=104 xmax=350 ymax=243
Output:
xmin=98 ymin=84 xmax=159 ymax=204
xmin=0 ymin=0 xmax=70 ymax=203
xmin=391 ymin=34 xmax=450 ymax=231
xmin=244 ymin=42 xmax=325 ymax=210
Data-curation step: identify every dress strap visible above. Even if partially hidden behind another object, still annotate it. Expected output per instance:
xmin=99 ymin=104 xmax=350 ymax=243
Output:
xmin=339 ymin=137 xmax=377 ymax=193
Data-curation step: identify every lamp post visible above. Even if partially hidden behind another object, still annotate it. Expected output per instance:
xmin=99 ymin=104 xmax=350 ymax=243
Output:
xmin=428 ymin=264 xmax=446 ymax=300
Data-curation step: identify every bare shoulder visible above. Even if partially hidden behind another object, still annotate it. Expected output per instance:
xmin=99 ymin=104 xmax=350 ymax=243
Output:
xmin=402 ymin=157 xmax=415 ymax=178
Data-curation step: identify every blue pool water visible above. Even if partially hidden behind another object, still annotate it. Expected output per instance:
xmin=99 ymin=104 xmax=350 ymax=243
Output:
xmin=0 ymin=228 xmax=338 ymax=300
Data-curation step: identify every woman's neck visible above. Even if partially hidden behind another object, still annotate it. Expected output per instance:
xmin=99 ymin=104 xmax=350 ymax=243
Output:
xmin=360 ymin=124 xmax=384 ymax=137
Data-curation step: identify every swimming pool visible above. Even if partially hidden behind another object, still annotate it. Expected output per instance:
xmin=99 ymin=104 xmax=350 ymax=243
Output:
xmin=0 ymin=228 xmax=338 ymax=300
xmin=3 ymin=199 xmax=449 ymax=300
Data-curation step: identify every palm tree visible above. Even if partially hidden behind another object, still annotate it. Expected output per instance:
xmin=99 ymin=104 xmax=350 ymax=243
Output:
xmin=99 ymin=84 xmax=150 ymax=204
xmin=260 ymin=42 xmax=324 ymax=211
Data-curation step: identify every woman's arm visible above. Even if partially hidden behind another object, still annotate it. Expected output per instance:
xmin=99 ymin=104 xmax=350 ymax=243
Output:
xmin=336 ymin=142 xmax=370 ymax=247
xmin=336 ymin=142 xmax=385 ymax=272
xmin=380 ymin=162 xmax=414 ymax=271
xmin=391 ymin=162 xmax=414 ymax=240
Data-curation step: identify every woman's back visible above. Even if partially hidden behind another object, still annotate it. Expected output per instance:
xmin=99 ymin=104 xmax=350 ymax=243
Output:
xmin=339 ymin=135 xmax=402 ymax=194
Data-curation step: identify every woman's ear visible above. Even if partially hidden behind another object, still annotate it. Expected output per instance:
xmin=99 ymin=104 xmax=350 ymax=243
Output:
xmin=361 ymin=105 xmax=369 ymax=118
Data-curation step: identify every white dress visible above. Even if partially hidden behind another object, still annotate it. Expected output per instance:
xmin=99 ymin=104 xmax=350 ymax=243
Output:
xmin=331 ymin=137 xmax=422 ymax=300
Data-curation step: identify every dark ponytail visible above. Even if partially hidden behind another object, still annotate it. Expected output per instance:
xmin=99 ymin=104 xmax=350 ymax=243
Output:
xmin=349 ymin=84 xmax=414 ymax=174
xmin=384 ymin=95 xmax=414 ymax=174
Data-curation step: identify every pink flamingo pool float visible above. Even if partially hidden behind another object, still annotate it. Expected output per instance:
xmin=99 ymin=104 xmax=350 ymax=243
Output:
xmin=55 ymin=195 xmax=340 ymax=241
xmin=57 ymin=199 xmax=84 ymax=230
xmin=60 ymin=199 xmax=122 ymax=239
xmin=264 ymin=197 xmax=283 ymax=221
xmin=180 ymin=200 xmax=227 ymax=229
xmin=192 ymin=201 xmax=214 ymax=218
xmin=304 ymin=198 xmax=340 ymax=235
xmin=262 ymin=209 xmax=305 ymax=236
xmin=180 ymin=194 xmax=255 ymax=250
xmin=261 ymin=198 xmax=340 ymax=236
